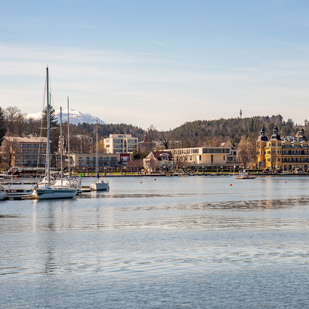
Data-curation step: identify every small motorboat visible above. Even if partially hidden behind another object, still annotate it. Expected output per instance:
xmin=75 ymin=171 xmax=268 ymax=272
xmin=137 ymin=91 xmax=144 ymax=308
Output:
xmin=235 ymin=170 xmax=256 ymax=179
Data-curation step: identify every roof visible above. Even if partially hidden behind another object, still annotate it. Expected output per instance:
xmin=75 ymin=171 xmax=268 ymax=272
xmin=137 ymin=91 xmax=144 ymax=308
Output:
xmin=4 ymin=136 xmax=48 ymax=143
xmin=150 ymin=151 xmax=173 ymax=161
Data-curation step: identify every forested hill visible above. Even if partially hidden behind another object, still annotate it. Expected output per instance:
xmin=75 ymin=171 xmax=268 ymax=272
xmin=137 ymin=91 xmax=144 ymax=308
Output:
xmin=76 ymin=115 xmax=299 ymax=147
xmin=75 ymin=122 xmax=145 ymax=141
xmin=170 ymin=115 xmax=297 ymax=146
xmin=0 ymin=104 xmax=302 ymax=150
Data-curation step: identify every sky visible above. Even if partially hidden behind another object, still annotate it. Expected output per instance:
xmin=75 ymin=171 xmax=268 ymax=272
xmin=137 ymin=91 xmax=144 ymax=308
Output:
xmin=1 ymin=0 xmax=309 ymax=130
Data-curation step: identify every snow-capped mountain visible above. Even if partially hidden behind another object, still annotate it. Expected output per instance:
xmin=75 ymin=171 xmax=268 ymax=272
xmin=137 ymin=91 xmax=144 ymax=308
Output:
xmin=27 ymin=108 xmax=105 ymax=125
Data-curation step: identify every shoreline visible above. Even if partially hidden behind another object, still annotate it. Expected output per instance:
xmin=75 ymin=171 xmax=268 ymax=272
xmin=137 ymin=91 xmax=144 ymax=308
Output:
xmin=2 ymin=172 xmax=309 ymax=179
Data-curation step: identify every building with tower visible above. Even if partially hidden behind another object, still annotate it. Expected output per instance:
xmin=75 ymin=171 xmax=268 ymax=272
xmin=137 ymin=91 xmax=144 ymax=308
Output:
xmin=256 ymin=127 xmax=309 ymax=172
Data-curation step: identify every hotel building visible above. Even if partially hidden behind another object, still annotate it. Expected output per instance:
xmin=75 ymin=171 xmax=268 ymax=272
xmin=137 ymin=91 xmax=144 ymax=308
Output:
xmin=256 ymin=127 xmax=309 ymax=171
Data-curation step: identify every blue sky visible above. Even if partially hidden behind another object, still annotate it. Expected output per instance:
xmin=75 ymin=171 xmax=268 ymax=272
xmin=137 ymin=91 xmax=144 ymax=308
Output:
xmin=1 ymin=0 xmax=309 ymax=130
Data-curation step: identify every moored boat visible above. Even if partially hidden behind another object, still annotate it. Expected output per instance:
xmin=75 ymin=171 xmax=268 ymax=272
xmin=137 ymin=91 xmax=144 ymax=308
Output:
xmin=90 ymin=120 xmax=109 ymax=191
xmin=33 ymin=68 xmax=77 ymax=200
xmin=235 ymin=170 xmax=256 ymax=179
xmin=0 ymin=185 xmax=7 ymax=200
xmin=90 ymin=177 xmax=109 ymax=191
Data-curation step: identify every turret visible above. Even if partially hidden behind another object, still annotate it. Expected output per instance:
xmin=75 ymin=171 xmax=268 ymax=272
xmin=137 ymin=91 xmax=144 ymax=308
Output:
xmin=257 ymin=126 xmax=268 ymax=141
xmin=270 ymin=126 xmax=281 ymax=141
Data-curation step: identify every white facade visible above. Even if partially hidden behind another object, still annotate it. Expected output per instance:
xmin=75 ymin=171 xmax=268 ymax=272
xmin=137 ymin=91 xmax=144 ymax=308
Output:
xmin=143 ymin=151 xmax=174 ymax=172
xmin=167 ymin=146 xmax=232 ymax=166
xmin=103 ymin=134 xmax=138 ymax=154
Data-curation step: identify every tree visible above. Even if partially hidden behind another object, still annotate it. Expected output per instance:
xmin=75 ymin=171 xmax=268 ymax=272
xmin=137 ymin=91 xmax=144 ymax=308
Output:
xmin=129 ymin=158 xmax=144 ymax=172
xmin=42 ymin=105 xmax=59 ymax=155
xmin=144 ymin=125 xmax=158 ymax=152
xmin=0 ymin=106 xmax=6 ymax=146
xmin=0 ymin=137 xmax=18 ymax=167
xmin=25 ymin=118 xmax=41 ymax=136
xmin=158 ymin=131 xmax=173 ymax=149
xmin=42 ymin=104 xmax=58 ymax=130
xmin=4 ymin=106 xmax=25 ymax=136
xmin=236 ymin=136 xmax=252 ymax=169
xmin=132 ymin=149 xmax=147 ymax=160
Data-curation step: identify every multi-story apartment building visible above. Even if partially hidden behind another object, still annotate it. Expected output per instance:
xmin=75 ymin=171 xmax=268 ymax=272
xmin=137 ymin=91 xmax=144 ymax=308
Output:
xmin=0 ymin=136 xmax=48 ymax=167
xmin=69 ymin=153 xmax=120 ymax=171
xmin=256 ymin=127 xmax=309 ymax=172
xmin=166 ymin=146 xmax=233 ymax=167
xmin=103 ymin=134 xmax=138 ymax=154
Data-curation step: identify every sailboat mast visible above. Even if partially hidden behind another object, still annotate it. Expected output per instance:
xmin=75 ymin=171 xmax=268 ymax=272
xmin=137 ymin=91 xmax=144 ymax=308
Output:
xmin=67 ymin=97 xmax=71 ymax=182
xmin=96 ymin=120 xmax=99 ymax=176
xmin=46 ymin=67 xmax=51 ymax=184
xmin=60 ymin=107 xmax=63 ymax=185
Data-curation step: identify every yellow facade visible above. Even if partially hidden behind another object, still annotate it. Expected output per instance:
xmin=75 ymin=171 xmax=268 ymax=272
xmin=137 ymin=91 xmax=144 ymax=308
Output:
xmin=257 ymin=127 xmax=309 ymax=172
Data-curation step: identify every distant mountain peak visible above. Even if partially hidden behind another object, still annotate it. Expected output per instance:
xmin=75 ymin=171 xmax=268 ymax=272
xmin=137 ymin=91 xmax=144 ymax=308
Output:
xmin=27 ymin=108 xmax=106 ymax=125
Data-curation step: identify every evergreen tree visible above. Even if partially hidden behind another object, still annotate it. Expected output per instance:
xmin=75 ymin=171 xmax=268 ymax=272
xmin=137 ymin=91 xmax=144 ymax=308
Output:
xmin=42 ymin=104 xmax=58 ymax=131
xmin=0 ymin=106 xmax=6 ymax=146
xmin=42 ymin=105 xmax=59 ymax=155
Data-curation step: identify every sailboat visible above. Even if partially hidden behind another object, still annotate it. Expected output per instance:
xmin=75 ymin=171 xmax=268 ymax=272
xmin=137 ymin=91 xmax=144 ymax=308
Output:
xmin=0 ymin=185 xmax=7 ymax=201
xmin=33 ymin=67 xmax=77 ymax=200
xmin=90 ymin=121 xmax=109 ymax=191
xmin=53 ymin=103 xmax=81 ymax=192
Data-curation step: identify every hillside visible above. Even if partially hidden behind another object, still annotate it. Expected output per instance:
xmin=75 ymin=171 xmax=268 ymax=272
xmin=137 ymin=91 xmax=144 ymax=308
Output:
xmin=2 ymin=104 xmax=302 ymax=150
xmin=169 ymin=115 xmax=296 ymax=146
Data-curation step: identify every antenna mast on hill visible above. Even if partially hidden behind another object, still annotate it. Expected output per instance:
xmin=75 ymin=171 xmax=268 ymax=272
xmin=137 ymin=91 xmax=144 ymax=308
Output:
xmin=240 ymin=109 xmax=242 ymax=119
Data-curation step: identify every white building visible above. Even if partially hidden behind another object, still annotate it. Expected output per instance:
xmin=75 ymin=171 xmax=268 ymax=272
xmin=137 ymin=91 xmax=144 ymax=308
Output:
xmin=167 ymin=146 xmax=233 ymax=167
xmin=143 ymin=151 xmax=174 ymax=172
xmin=103 ymin=134 xmax=138 ymax=154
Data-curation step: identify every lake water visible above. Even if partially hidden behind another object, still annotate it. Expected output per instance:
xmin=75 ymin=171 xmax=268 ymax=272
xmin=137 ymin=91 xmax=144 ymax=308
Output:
xmin=1 ymin=175 xmax=309 ymax=308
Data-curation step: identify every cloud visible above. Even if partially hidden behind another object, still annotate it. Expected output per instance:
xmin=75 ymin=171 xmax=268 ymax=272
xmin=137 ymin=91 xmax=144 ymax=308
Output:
xmin=1 ymin=43 xmax=309 ymax=130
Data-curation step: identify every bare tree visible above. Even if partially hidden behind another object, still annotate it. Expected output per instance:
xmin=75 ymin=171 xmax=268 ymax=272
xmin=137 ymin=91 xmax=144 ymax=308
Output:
xmin=144 ymin=125 xmax=158 ymax=152
xmin=0 ymin=137 xmax=18 ymax=167
xmin=4 ymin=106 xmax=25 ymax=136
xmin=158 ymin=131 xmax=171 ymax=149
xmin=129 ymin=158 xmax=143 ymax=172
xmin=236 ymin=136 xmax=251 ymax=169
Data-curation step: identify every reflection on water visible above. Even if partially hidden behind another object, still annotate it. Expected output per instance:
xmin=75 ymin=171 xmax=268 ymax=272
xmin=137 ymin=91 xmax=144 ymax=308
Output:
xmin=1 ymin=176 xmax=309 ymax=307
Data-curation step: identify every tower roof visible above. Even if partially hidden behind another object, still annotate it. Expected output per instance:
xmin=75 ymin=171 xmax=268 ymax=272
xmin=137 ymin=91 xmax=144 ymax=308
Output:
xmin=257 ymin=126 xmax=268 ymax=141
xmin=270 ymin=126 xmax=281 ymax=141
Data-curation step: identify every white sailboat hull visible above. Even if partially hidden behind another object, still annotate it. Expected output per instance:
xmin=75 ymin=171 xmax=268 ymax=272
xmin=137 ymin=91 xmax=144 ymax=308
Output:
xmin=33 ymin=187 xmax=77 ymax=200
xmin=0 ymin=191 xmax=7 ymax=200
xmin=90 ymin=180 xmax=109 ymax=191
